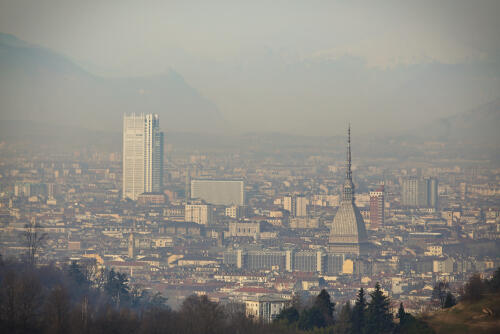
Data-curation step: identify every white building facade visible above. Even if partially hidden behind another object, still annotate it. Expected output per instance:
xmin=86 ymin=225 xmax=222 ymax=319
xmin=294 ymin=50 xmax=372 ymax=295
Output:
xmin=122 ymin=113 xmax=163 ymax=200
xmin=245 ymin=295 xmax=288 ymax=323
xmin=185 ymin=203 xmax=214 ymax=225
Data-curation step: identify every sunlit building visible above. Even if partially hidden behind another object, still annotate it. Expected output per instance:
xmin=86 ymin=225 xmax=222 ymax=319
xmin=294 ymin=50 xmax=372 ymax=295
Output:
xmin=122 ymin=113 xmax=163 ymax=200
xmin=369 ymin=185 xmax=384 ymax=229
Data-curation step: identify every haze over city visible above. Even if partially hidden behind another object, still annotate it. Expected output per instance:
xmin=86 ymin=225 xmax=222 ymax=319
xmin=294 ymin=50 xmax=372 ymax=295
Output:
xmin=0 ymin=1 xmax=499 ymax=334
xmin=1 ymin=0 xmax=499 ymax=136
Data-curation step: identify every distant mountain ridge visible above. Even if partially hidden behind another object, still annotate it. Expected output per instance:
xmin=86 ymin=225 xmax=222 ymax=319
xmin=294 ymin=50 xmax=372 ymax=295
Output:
xmin=0 ymin=33 xmax=224 ymax=133
xmin=418 ymin=97 xmax=500 ymax=147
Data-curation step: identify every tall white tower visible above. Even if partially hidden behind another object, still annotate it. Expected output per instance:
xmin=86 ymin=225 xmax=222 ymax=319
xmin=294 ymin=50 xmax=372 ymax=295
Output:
xmin=123 ymin=113 xmax=163 ymax=200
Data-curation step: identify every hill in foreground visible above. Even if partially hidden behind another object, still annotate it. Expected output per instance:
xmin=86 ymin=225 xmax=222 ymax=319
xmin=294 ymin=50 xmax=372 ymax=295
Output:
xmin=421 ymin=293 xmax=500 ymax=334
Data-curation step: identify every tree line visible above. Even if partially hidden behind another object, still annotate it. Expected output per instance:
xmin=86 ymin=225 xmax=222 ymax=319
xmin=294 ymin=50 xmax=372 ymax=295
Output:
xmin=275 ymin=284 xmax=433 ymax=334
xmin=1 ymin=254 xmax=499 ymax=334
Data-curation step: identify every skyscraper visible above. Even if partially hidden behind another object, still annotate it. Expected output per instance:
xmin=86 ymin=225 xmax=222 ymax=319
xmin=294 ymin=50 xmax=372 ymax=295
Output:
xmin=329 ymin=126 xmax=369 ymax=255
xmin=123 ymin=113 xmax=163 ymax=200
xmin=369 ymin=185 xmax=385 ymax=230
xmin=428 ymin=177 xmax=438 ymax=209
xmin=401 ymin=177 xmax=438 ymax=209
xmin=283 ymin=195 xmax=308 ymax=217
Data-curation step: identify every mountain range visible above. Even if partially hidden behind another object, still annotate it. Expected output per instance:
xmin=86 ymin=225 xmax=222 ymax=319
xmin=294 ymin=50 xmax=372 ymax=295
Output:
xmin=0 ymin=33 xmax=224 ymax=133
xmin=0 ymin=33 xmax=498 ymax=156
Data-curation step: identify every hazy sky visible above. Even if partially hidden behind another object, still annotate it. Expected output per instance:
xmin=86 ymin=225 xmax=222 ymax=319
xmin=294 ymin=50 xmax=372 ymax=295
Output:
xmin=1 ymin=0 xmax=499 ymax=135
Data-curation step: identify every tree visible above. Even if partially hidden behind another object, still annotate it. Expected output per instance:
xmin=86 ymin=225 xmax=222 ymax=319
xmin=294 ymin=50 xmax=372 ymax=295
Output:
xmin=276 ymin=306 xmax=299 ymax=325
xmin=313 ymin=289 xmax=335 ymax=326
xmin=298 ymin=307 xmax=325 ymax=330
xmin=180 ymin=295 xmax=224 ymax=334
xmin=43 ymin=285 xmax=70 ymax=334
xmin=365 ymin=283 xmax=393 ymax=334
xmin=351 ymin=288 xmax=367 ymax=334
xmin=487 ymin=267 xmax=500 ymax=293
xmin=104 ymin=269 xmax=130 ymax=308
xmin=23 ymin=220 xmax=47 ymax=265
xmin=68 ymin=261 xmax=88 ymax=287
xmin=432 ymin=281 xmax=449 ymax=308
xmin=398 ymin=313 xmax=434 ymax=334
xmin=0 ymin=268 xmax=42 ymax=333
xmin=396 ymin=302 xmax=408 ymax=326
xmin=334 ymin=302 xmax=352 ymax=334
xmin=443 ymin=292 xmax=456 ymax=308
xmin=463 ymin=273 xmax=484 ymax=302
xmin=291 ymin=291 xmax=303 ymax=311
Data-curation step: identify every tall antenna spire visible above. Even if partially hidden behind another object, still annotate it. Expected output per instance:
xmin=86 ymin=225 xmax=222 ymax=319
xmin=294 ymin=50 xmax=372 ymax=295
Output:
xmin=346 ymin=123 xmax=352 ymax=181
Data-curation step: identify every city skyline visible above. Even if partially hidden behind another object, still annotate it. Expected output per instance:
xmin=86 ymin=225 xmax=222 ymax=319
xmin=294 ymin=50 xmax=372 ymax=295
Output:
xmin=0 ymin=2 xmax=499 ymax=333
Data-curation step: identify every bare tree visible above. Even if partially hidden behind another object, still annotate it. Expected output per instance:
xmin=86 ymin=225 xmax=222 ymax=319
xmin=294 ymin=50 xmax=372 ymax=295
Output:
xmin=23 ymin=219 xmax=47 ymax=265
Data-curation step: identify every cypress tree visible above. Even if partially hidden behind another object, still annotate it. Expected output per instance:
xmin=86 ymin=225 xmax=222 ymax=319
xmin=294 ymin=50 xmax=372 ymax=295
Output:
xmin=396 ymin=302 xmax=406 ymax=325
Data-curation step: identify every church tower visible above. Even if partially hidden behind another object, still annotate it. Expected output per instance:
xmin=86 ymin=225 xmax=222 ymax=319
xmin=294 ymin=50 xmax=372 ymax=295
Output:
xmin=329 ymin=125 xmax=369 ymax=255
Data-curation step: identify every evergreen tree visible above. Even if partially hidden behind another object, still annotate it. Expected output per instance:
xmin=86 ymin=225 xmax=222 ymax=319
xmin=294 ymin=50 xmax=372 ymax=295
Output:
xmin=334 ymin=302 xmax=352 ymax=334
xmin=351 ymin=288 xmax=367 ymax=334
xmin=276 ymin=306 xmax=299 ymax=324
xmin=314 ymin=289 xmax=335 ymax=326
xmin=104 ymin=269 xmax=130 ymax=307
xmin=443 ymin=292 xmax=456 ymax=308
xmin=488 ymin=267 xmax=500 ymax=293
xmin=366 ymin=283 xmax=393 ymax=334
xmin=298 ymin=306 xmax=325 ymax=330
xmin=396 ymin=302 xmax=407 ymax=325
xmin=463 ymin=273 xmax=484 ymax=302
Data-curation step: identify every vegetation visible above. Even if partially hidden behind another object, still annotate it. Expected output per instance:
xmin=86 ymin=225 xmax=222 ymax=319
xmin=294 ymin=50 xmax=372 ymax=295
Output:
xmin=0 ymin=257 xmax=291 ymax=334
xmin=275 ymin=286 xmax=431 ymax=334
xmin=2 ymin=255 xmax=498 ymax=334
xmin=423 ymin=268 xmax=500 ymax=334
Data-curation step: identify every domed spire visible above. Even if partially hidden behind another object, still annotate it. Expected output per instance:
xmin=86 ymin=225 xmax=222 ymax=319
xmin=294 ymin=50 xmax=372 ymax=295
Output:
xmin=329 ymin=123 xmax=368 ymax=255
xmin=346 ymin=123 xmax=352 ymax=181
xmin=343 ymin=124 xmax=354 ymax=202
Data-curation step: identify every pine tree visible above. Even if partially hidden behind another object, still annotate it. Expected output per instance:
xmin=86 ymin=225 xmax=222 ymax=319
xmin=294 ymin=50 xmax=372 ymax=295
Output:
xmin=276 ymin=306 xmax=299 ymax=324
xmin=314 ymin=289 xmax=335 ymax=326
xmin=366 ymin=283 xmax=393 ymax=334
xmin=351 ymin=288 xmax=367 ymax=334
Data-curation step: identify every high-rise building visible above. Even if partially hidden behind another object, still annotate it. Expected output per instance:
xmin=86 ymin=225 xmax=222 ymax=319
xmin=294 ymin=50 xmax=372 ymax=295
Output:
xmin=401 ymin=177 xmax=438 ymax=209
xmin=128 ymin=233 xmax=135 ymax=258
xmin=283 ymin=195 xmax=308 ymax=217
xmin=428 ymin=177 xmax=438 ymax=209
xmin=283 ymin=196 xmax=293 ymax=215
xmin=122 ymin=113 xmax=163 ymax=200
xmin=190 ymin=179 xmax=244 ymax=206
xmin=185 ymin=202 xmax=214 ymax=225
xmin=329 ymin=126 xmax=369 ymax=255
xmin=369 ymin=185 xmax=384 ymax=230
